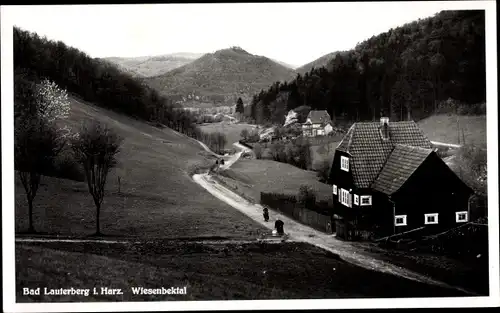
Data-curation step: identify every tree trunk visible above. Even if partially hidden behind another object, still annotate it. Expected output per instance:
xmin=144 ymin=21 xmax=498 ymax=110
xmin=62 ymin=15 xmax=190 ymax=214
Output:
xmin=95 ymin=203 xmax=101 ymax=236
xmin=28 ymin=199 xmax=35 ymax=233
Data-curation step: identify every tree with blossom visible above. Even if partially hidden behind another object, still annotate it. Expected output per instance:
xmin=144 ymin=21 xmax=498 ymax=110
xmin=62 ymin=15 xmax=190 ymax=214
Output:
xmin=34 ymin=78 xmax=71 ymax=123
xmin=14 ymin=76 xmax=70 ymax=232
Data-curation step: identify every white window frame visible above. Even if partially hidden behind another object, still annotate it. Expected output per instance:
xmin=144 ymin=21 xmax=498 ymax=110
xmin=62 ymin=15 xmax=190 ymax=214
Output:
xmin=424 ymin=213 xmax=439 ymax=225
xmin=332 ymin=184 xmax=337 ymax=195
xmin=340 ymin=188 xmax=351 ymax=207
xmin=456 ymin=211 xmax=468 ymax=223
xmin=360 ymin=195 xmax=372 ymax=206
xmin=395 ymin=215 xmax=407 ymax=226
xmin=340 ymin=156 xmax=349 ymax=172
xmin=354 ymin=194 xmax=359 ymax=205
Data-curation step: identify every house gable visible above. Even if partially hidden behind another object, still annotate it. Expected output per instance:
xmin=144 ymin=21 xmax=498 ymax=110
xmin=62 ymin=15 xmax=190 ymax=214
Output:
xmin=307 ymin=110 xmax=332 ymax=126
xmin=372 ymin=144 xmax=433 ymax=195
xmin=335 ymin=121 xmax=433 ymax=189
xmin=393 ymin=152 xmax=474 ymax=200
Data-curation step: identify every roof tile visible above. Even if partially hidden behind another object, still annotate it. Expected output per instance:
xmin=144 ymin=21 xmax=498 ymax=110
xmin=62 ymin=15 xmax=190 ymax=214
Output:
xmin=307 ymin=110 xmax=332 ymax=124
xmin=372 ymin=144 xmax=433 ymax=195
xmin=335 ymin=121 xmax=433 ymax=188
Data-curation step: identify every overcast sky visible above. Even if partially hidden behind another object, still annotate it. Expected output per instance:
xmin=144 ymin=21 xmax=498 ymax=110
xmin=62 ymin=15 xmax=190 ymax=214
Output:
xmin=6 ymin=2 xmax=478 ymax=67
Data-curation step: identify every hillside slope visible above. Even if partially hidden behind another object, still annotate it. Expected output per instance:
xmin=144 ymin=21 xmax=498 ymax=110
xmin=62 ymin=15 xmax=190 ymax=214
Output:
xmin=417 ymin=114 xmax=486 ymax=147
xmin=296 ymin=52 xmax=342 ymax=75
xmin=15 ymin=96 xmax=267 ymax=238
xmin=270 ymin=58 xmax=297 ymax=70
xmin=105 ymin=52 xmax=204 ymax=77
xmin=143 ymin=47 xmax=297 ymax=106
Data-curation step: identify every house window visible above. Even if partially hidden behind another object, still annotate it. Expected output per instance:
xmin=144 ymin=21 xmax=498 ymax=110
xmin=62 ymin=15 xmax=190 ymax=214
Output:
xmin=424 ymin=213 xmax=439 ymax=225
xmin=456 ymin=211 xmax=468 ymax=223
xmin=340 ymin=188 xmax=351 ymax=207
xmin=340 ymin=156 xmax=349 ymax=172
xmin=332 ymin=184 xmax=337 ymax=195
xmin=360 ymin=195 xmax=372 ymax=206
xmin=354 ymin=194 xmax=359 ymax=205
xmin=395 ymin=215 xmax=407 ymax=226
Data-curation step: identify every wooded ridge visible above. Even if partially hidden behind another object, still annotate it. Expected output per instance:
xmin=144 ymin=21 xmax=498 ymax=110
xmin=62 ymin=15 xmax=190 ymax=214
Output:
xmin=247 ymin=10 xmax=485 ymax=126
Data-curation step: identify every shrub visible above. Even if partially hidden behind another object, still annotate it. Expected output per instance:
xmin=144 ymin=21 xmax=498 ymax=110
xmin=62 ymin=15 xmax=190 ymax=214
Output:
xmin=297 ymin=185 xmax=316 ymax=210
xmin=269 ymin=142 xmax=286 ymax=162
xmin=435 ymin=147 xmax=453 ymax=159
xmin=436 ymin=98 xmax=486 ymax=116
xmin=240 ymin=128 xmax=249 ymax=141
xmin=455 ymin=144 xmax=487 ymax=196
xmin=288 ymin=139 xmax=311 ymax=170
xmin=261 ymin=192 xmax=297 ymax=204
xmin=316 ymin=159 xmax=331 ymax=183
xmin=247 ymin=130 xmax=260 ymax=143
xmin=253 ymin=143 xmax=263 ymax=159
xmin=46 ymin=150 xmax=85 ymax=182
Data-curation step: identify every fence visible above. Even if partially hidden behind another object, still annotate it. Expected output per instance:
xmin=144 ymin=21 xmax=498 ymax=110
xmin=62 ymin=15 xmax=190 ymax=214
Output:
xmin=238 ymin=140 xmax=254 ymax=150
xmin=334 ymin=219 xmax=376 ymax=241
xmin=260 ymin=192 xmax=333 ymax=233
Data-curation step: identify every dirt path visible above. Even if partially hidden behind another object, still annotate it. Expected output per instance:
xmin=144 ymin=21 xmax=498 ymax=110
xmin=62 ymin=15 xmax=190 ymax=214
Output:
xmin=15 ymin=237 xmax=277 ymax=246
xmin=192 ymin=143 xmax=477 ymax=296
xmin=219 ymin=142 xmax=250 ymax=170
xmin=431 ymin=141 xmax=462 ymax=149
xmin=193 ymin=138 xmax=223 ymax=158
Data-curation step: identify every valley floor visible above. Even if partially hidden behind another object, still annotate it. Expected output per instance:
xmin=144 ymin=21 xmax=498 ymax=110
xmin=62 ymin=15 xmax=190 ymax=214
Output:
xmin=12 ymin=99 xmax=487 ymax=302
xmin=201 ymin=143 xmax=488 ymax=296
xmin=16 ymin=239 xmax=466 ymax=302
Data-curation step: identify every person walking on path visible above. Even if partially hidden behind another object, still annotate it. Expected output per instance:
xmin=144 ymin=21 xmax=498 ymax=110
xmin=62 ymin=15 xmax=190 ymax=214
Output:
xmin=263 ymin=207 xmax=269 ymax=222
xmin=275 ymin=219 xmax=284 ymax=235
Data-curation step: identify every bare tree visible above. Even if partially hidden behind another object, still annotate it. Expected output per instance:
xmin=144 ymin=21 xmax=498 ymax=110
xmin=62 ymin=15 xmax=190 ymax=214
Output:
xmin=240 ymin=129 xmax=249 ymax=141
xmin=15 ymin=118 xmax=65 ymax=233
xmin=72 ymin=121 xmax=122 ymax=236
xmin=253 ymin=144 xmax=263 ymax=159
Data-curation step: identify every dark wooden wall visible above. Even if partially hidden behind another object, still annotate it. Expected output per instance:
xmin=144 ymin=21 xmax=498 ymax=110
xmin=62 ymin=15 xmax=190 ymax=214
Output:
xmin=392 ymin=152 xmax=473 ymax=233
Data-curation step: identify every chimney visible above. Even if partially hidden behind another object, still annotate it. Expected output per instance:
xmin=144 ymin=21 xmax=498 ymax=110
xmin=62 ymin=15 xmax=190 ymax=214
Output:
xmin=380 ymin=116 xmax=390 ymax=140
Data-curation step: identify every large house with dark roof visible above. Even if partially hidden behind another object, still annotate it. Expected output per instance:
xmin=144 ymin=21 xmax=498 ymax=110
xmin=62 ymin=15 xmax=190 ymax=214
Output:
xmin=328 ymin=117 xmax=473 ymax=240
xmin=302 ymin=110 xmax=333 ymax=137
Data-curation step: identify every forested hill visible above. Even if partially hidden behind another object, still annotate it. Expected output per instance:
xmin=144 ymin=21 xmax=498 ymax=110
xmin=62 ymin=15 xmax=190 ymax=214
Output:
xmin=14 ymin=27 xmax=201 ymax=134
xmin=248 ymin=10 xmax=485 ymax=125
xmin=295 ymin=51 xmax=345 ymax=75
xmin=142 ymin=46 xmax=297 ymax=106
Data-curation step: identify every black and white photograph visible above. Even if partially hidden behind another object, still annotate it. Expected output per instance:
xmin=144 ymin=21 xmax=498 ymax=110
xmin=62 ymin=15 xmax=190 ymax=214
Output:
xmin=1 ymin=1 xmax=498 ymax=311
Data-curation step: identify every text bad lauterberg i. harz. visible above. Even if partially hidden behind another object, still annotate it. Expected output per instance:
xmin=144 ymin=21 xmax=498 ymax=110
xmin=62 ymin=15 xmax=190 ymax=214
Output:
xmin=23 ymin=286 xmax=187 ymax=296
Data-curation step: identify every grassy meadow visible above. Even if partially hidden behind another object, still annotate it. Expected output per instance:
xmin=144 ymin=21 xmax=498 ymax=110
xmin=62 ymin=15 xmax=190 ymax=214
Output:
xmin=418 ymin=114 xmax=487 ymax=147
xmin=16 ymin=241 xmax=466 ymax=302
xmin=15 ymin=97 xmax=267 ymax=239
xmin=217 ymin=158 xmax=333 ymax=203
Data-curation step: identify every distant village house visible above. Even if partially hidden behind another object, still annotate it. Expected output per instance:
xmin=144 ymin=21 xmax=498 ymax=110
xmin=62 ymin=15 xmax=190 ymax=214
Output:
xmin=302 ymin=110 xmax=333 ymax=137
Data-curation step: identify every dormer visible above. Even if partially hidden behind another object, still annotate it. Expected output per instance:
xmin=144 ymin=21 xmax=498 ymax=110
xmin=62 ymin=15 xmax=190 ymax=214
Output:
xmin=379 ymin=117 xmax=390 ymax=141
